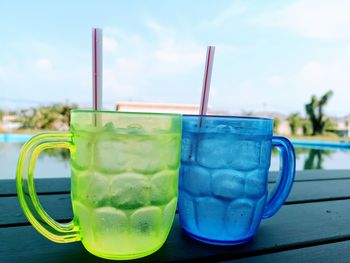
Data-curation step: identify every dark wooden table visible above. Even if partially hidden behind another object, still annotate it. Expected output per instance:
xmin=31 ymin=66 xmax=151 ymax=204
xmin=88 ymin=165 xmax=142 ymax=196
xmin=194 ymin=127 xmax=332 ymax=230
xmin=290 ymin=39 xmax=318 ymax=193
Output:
xmin=2 ymin=169 xmax=350 ymax=262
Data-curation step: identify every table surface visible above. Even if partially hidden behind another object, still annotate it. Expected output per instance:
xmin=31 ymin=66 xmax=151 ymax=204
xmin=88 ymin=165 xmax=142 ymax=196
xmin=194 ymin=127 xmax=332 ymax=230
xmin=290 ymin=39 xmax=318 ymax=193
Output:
xmin=2 ymin=169 xmax=350 ymax=263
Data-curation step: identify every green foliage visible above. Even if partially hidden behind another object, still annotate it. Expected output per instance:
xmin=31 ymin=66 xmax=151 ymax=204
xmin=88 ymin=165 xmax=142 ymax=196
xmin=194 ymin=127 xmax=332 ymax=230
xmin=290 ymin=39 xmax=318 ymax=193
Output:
xmin=324 ymin=118 xmax=337 ymax=131
xmin=43 ymin=148 xmax=70 ymax=160
xmin=305 ymin=90 xmax=333 ymax=135
xmin=287 ymin=113 xmax=301 ymax=135
xmin=17 ymin=103 xmax=78 ymax=130
xmin=273 ymin=117 xmax=280 ymax=133
xmin=301 ymin=119 xmax=313 ymax=136
xmin=304 ymin=149 xmax=332 ymax=170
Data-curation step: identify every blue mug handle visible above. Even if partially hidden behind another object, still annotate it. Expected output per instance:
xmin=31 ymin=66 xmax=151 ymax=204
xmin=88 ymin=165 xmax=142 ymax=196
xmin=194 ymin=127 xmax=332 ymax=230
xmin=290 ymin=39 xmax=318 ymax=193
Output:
xmin=262 ymin=136 xmax=296 ymax=219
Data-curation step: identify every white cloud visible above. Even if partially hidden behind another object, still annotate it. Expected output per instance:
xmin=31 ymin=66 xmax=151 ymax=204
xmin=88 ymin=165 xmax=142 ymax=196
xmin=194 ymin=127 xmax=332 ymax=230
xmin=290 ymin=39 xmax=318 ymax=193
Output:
xmin=257 ymin=0 xmax=350 ymax=39
xmin=104 ymin=27 xmax=144 ymax=48
xmin=34 ymin=58 xmax=53 ymax=72
xmin=102 ymin=23 xmax=205 ymax=104
xmin=103 ymin=36 xmax=118 ymax=53
xmin=153 ymin=41 xmax=203 ymax=75
xmin=267 ymin=75 xmax=283 ymax=86
xmin=297 ymin=56 xmax=350 ymax=113
xmin=263 ymin=44 xmax=350 ymax=116
xmin=344 ymin=43 xmax=350 ymax=55
xmin=146 ymin=19 xmax=171 ymax=36
xmin=1 ymin=21 xmax=209 ymax=109
xmin=0 ymin=67 xmax=5 ymax=79
xmin=201 ymin=2 xmax=247 ymax=28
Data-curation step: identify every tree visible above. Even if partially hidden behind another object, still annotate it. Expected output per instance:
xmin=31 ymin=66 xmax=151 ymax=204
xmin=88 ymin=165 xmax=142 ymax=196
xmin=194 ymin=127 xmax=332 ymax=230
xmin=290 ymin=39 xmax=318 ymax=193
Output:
xmin=301 ymin=119 xmax=312 ymax=136
xmin=17 ymin=103 xmax=78 ymax=130
xmin=305 ymin=90 xmax=333 ymax=135
xmin=304 ymin=149 xmax=331 ymax=170
xmin=273 ymin=117 xmax=280 ymax=133
xmin=287 ymin=113 xmax=301 ymax=135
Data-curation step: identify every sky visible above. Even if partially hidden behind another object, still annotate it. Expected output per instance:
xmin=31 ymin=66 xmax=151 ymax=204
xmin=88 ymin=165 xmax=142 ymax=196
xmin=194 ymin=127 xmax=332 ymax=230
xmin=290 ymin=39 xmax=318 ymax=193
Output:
xmin=1 ymin=0 xmax=350 ymax=117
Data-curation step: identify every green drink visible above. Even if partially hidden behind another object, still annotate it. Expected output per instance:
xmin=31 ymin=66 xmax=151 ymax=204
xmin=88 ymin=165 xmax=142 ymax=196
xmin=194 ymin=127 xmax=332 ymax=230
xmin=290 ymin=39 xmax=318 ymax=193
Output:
xmin=16 ymin=110 xmax=182 ymax=260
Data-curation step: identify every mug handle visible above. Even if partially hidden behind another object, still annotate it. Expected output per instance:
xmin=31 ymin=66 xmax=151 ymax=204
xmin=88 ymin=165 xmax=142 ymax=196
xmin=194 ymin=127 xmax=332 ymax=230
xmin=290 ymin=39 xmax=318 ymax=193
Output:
xmin=262 ymin=136 xmax=296 ymax=219
xmin=16 ymin=132 xmax=80 ymax=243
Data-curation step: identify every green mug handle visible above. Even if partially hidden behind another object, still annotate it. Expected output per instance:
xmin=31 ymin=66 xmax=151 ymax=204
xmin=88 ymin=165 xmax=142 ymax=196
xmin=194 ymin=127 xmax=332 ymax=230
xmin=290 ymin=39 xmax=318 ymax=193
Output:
xmin=16 ymin=132 xmax=80 ymax=243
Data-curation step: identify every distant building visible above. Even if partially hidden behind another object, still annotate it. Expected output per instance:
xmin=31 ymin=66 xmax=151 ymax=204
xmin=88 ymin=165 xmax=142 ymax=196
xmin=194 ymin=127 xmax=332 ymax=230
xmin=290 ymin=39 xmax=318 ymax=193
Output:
xmin=115 ymin=102 xmax=223 ymax=115
xmin=0 ymin=114 xmax=21 ymax=132
xmin=327 ymin=116 xmax=350 ymax=137
xmin=114 ymin=103 xmax=350 ymax=137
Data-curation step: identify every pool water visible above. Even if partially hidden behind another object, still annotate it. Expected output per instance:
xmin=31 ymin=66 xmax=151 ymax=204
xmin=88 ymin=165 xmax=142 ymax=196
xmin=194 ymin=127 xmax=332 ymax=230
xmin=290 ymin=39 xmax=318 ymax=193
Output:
xmin=0 ymin=142 xmax=70 ymax=179
xmin=1 ymin=142 xmax=350 ymax=179
xmin=270 ymin=147 xmax=350 ymax=171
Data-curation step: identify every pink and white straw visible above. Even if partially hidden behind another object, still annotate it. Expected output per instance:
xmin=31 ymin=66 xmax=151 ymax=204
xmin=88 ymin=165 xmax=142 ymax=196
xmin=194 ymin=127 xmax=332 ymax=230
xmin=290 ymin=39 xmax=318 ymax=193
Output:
xmin=92 ymin=28 xmax=103 ymax=111
xmin=199 ymin=46 xmax=215 ymax=116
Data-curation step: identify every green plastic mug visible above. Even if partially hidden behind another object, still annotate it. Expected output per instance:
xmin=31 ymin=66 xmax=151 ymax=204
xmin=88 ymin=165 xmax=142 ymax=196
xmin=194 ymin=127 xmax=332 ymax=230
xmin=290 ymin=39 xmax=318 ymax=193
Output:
xmin=16 ymin=110 xmax=182 ymax=260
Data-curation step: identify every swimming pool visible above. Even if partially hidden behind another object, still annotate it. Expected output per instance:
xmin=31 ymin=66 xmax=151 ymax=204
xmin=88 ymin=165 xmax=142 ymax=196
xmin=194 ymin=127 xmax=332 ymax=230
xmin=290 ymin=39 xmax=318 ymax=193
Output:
xmin=292 ymin=140 xmax=350 ymax=150
xmin=1 ymin=135 xmax=349 ymax=179
xmin=0 ymin=133 xmax=32 ymax=143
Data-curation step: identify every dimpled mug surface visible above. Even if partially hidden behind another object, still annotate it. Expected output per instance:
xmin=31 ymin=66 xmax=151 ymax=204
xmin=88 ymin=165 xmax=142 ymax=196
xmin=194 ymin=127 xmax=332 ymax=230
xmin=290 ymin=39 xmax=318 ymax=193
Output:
xmin=178 ymin=115 xmax=295 ymax=245
xmin=16 ymin=110 xmax=182 ymax=260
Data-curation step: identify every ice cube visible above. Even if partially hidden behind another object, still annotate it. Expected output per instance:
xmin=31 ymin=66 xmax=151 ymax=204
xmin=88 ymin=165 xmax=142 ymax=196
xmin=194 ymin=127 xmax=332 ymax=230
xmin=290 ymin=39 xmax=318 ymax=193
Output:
xmin=231 ymin=140 xmax=260 ymax=171
xmin=127 ymin=123 xmax=144 ymax=133
xmin=215 ymin=124 xmax=234 ymax=133
xmin=212 ymin=169 xmax=245 ymax=199
xmin=196 ymin=135 xmax=232 ymax=169
xmin=226 ymin=198 xmax=255 ymax=237
xmin=197 ymin=137 xmax=260 ymax=171
xmin=196 ymin=197 xmax=226 ymax=236
xmin=103 ymin=121 xmax=116 ymax=132
xmin=92 ymin=207 xmax=129 ymax=252
xmin=77 ymin=171 xmax=110 ymax=207
xmin=245 ymin=169 xmax=267 ymax=198
xmin=110 ymin=172 xmax=150 ymax=209
xmin=150 ymin=170 xmax=178 ymax=205
xmin=130 ymin=137 xmax=164 ymax=174
xmin=72 ymin=134 xmax=93 ymax=170
xmin=94 ymin=136 xmax=128 ymax=174
xmin=116 ymin=114 xmax=174 ymax=132
xmin=178 ymin=191 xmax=197 ymax=233
xmin=181 ymin=164 xmax=211 ymax=196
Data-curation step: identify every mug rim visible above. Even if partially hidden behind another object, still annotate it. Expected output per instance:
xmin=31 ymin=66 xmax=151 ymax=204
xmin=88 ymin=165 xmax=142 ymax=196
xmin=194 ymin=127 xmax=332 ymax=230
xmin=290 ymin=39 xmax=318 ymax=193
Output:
xmin=183 ymin=114 xmax=273 ymax=122
xmin=71 ymin=109 xmax=181 ymax=118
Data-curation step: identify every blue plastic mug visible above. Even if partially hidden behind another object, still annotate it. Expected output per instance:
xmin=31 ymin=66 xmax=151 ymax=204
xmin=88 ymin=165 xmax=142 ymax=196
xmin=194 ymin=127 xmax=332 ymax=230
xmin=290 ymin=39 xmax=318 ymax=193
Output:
xmin=178 ymin=115 xmax=295 ymax=245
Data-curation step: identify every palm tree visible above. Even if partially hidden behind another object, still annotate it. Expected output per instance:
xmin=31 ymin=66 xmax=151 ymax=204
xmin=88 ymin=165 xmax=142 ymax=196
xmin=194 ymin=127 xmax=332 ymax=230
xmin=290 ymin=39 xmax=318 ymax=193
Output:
xmin=287 ymin=113 xmax=301 ymax=135
xmin=305 ymin=90 xmax=333 ymax=135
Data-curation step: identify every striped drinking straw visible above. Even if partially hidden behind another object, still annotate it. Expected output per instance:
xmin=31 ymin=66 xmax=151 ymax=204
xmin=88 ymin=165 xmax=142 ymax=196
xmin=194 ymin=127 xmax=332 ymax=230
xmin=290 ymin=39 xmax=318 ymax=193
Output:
xmin=92 ymin=28 xmax=103 ymax=125
xmin=199 ymin=46 xmax=215 ymax=125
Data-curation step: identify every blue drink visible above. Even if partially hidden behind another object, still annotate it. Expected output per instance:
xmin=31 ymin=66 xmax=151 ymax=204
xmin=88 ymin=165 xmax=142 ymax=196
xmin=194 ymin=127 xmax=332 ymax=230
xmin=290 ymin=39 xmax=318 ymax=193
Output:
xmin=178 ymin=115 xmax=295 ymax=245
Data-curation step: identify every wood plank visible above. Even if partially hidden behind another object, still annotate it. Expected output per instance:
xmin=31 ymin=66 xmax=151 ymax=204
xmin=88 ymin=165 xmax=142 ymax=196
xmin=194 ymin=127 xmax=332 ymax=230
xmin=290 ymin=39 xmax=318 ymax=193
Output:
xmin=0 ymin=195 xmax=73 ymax=226
xmin=2 ymin=170 xmax=350 ymax=196
xmin=270 ymin=178 xmax=350 ymax=204
xmin=2 ymin=199 xmax=350 ymax=262
xmin=0 ymin=178 xmax=70 ymax=196
xmin=224 ymin=240 xmax=350 ymax=263
xmin=3 ymin=178 xmax=350 ymax=226
xmin=268 ymin=169 xmax=350 ymax=183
